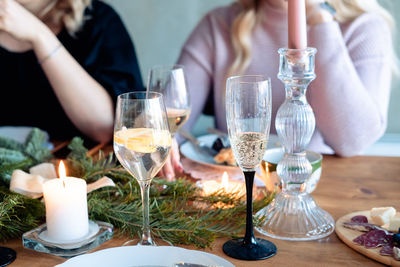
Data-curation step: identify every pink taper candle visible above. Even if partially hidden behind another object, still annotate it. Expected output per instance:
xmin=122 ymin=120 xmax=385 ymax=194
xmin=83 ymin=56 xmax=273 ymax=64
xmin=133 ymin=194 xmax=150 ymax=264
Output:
xmin=288 ymin=0 xmax=307 ymax=49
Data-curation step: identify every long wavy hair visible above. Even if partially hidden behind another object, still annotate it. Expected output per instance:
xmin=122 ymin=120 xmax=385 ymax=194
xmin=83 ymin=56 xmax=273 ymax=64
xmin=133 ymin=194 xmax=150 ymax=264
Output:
xmin=228 ymin=0 xmax=398 ymax=77
xmin=38 ymin=0 xmax=92 ymax=36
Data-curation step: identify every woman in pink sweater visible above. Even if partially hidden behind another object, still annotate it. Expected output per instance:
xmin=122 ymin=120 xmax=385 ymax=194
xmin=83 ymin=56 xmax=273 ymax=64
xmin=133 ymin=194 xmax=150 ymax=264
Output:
xmin=179 ymin=0 xmax=396 ymax=155
xmin=162 ymin=0 xmax=397 ymax=178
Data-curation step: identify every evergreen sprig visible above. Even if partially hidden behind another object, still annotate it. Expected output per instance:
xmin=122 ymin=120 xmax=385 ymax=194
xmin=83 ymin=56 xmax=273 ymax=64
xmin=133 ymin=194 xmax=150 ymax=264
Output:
xmin=0 ymin=128 xmax=52 ymax=185
xmin=0 ymin=187 xmax=45 ymax=241
xmin=0 ymin=134 xmax=275 ymax=248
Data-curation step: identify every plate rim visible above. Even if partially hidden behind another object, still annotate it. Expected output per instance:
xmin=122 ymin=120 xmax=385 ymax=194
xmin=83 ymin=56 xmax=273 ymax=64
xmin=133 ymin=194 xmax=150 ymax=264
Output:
xmin=180 ymin=134 xmax=239 ymax=170
xmin=57 ymin=245 xmax=235 ymax=267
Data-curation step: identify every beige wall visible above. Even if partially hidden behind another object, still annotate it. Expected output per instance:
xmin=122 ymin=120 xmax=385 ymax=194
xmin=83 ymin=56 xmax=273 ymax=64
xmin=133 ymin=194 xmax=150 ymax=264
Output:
xmin=105 ymin=0 xmax=400 ymax=134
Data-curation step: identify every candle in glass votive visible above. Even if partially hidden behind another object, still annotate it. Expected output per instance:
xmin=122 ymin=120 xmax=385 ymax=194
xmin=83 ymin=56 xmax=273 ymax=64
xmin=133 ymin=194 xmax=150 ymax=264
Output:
xmin=42 ymin=161 xmax=89 ymax=241
xmin=201 ymin=172 xmax=246 ymax=197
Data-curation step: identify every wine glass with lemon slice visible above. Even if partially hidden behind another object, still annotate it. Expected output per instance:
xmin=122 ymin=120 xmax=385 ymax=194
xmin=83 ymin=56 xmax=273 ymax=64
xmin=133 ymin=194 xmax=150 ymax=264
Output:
xmin=113 ymin=92 xmax=172 ymax=246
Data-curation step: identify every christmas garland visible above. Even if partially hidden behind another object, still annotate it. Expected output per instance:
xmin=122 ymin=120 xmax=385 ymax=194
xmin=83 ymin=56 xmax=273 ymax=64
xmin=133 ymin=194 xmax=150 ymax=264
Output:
xmin=0 ymin=128 xmax=274 ymax=248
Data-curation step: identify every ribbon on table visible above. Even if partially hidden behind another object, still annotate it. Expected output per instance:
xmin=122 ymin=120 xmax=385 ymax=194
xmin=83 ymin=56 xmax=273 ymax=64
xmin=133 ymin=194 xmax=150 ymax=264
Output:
xmin=10 ymin=162 xmax=115 ymax=199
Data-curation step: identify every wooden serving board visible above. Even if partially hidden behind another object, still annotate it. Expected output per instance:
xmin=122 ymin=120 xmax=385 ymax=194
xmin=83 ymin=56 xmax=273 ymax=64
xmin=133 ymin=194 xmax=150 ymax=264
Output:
xmin=335 ymin=210 xmax=400 ymax=266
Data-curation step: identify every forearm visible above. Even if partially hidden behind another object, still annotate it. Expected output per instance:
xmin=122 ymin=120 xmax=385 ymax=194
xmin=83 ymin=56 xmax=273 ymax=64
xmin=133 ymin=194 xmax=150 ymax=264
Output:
xmin=177 ymin=49 xmax=212 ymax=136
xmin=308 ymin=21 xmax=391 ymax=156
xmin=33 ymin=28 xmax=114 ymax=143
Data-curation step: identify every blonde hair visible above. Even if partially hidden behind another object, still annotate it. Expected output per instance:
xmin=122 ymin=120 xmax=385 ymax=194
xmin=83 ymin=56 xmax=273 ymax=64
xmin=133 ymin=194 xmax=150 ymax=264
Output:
xmin=228 ymin=0 xmax=398 ymax=77
xmin=228 ymin=0 xmax=261 ymax=77
xmin=40 ymin=0 xmax=92 ymax=36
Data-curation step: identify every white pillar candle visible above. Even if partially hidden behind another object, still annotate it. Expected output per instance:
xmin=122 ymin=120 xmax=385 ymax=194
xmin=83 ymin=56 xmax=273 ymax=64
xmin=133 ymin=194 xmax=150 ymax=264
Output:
xmin=42 ymin=162 xmax=89 ymax=242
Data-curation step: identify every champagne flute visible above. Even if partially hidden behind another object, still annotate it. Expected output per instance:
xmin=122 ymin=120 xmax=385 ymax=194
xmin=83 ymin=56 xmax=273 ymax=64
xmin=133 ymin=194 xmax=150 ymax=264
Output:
xmin=113 ymin=92 xmax=172 ymax=246
xmin=223 ymin=75 xmax=277 ymax=260
xmin=147 ymin=64 xmax=191 ymax=136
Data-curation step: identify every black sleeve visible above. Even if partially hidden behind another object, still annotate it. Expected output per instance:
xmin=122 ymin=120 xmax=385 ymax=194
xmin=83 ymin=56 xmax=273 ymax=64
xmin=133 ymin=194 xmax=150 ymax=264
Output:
xmin=78 ymin=1 xmax=145 ymax=101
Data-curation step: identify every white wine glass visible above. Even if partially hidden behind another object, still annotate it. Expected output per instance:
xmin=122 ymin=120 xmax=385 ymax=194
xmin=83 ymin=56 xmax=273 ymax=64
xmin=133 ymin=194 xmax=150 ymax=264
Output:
xmin=113 ymin=92 xmax=172 ymax=246
xmin=147 ymin=64 xmax=191 ymax=136
xmin=223 ymin=75 xmax=277 ymax=260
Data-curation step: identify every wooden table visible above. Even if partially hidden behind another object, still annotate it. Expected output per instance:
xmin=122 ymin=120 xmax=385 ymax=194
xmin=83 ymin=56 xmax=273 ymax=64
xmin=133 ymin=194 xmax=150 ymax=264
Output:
xmin=2 ymin=154 xmax=400 ymax=266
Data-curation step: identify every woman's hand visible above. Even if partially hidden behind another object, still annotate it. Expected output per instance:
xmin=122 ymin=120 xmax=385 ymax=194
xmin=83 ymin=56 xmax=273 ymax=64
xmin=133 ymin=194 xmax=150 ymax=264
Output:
xmin=158 ymin=138 xmax=184 ymax=181
xmin=0 ymin=0 xmax=50 ymax=46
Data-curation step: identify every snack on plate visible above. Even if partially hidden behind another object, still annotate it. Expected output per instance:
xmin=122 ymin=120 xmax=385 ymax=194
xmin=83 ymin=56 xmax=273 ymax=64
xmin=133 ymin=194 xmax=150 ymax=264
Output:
xmin=394 ymin=247 xmax=400 ymax=261
xmin=389 ymin=214 xmax=400 ymax=232
xmin=342 ymin=207 xmax=400 ymax=261
xmin=213 ymin=148 xmax=237 ymax=166
xmin=370 ymin=207 xmax=396 ymax=226
xmin=344 ymin=214 xmax=399 ymax=258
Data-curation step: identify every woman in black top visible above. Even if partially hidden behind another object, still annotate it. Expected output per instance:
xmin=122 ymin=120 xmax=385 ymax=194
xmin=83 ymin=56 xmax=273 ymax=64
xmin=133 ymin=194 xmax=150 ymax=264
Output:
xmin=0 ymin=0 xmax=143 ymax=143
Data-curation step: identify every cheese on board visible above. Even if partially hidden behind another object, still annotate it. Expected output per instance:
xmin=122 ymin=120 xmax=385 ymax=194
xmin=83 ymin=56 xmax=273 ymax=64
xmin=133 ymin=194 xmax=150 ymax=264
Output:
xmin=370 ymin=207 xmax=396 ymax=226
xmin=388 ymin=214 xmax=400 ymax=232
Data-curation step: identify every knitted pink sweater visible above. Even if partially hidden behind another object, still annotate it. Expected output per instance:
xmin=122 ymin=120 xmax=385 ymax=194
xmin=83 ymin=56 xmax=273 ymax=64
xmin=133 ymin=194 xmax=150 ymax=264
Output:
xmin=177 ymin=3 xmax=392 ymax=156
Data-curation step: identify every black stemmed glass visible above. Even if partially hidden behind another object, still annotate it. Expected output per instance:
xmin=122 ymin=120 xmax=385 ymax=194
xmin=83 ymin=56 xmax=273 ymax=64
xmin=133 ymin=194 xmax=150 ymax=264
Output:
xmin=223 ymin=75 xmax=277 ymax=260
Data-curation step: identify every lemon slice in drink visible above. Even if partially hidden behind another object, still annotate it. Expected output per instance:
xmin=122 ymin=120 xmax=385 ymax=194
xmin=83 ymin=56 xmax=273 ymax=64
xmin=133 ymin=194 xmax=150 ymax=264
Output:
xmin=114 ymin=128 xmax=171 ymax=153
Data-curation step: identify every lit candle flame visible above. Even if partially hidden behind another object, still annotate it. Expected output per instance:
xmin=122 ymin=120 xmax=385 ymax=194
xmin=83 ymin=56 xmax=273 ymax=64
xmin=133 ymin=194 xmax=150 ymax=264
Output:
xmin=221 ymin=171 xmax=229 ymax=188
xmin=58 ymin=161 xmax=66 ymax=187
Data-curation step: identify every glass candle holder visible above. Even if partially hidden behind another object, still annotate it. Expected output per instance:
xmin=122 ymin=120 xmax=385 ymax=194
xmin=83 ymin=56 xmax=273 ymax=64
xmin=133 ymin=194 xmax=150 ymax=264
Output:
xmin=255 ymin=48 xmax=335 ymax=241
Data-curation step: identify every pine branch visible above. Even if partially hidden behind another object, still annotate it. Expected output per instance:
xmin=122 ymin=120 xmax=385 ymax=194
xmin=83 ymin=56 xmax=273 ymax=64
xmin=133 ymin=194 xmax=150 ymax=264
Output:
xmin=23 ymin=128 xmax=52 ymax=163
xmin=0 ymin=134 xmax=275 ymax=248
xmin=0 ymin=136 xmax=24 ymax=151
xmin=0 ymin=128 xmax=53 ymax=186
xmin=0 ymin=187 xmax=45 ymax=241
xmin=86 ymin=178 xmax=274 ymax=248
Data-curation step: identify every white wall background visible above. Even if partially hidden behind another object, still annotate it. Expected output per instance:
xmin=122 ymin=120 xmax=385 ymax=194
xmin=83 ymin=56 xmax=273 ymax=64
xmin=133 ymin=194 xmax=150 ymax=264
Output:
xmin=104 ymin=0 xmax=234 ymax=80
xmin=105 ymin=0 xmax=400 ymax=138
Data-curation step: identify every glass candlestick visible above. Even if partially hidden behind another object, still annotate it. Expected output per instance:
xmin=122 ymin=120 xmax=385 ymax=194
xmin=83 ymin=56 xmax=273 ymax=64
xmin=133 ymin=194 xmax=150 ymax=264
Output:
xmin=255 ymin=48 xmax=334 ymax=241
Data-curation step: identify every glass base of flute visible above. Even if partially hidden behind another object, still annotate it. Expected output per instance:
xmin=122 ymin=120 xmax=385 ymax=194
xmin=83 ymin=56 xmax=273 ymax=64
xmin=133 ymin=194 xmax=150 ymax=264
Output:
xmin=0 ymin=246 xmax=16 ymax=266
xmin=223 ymin=171 xmax=277 ymax=260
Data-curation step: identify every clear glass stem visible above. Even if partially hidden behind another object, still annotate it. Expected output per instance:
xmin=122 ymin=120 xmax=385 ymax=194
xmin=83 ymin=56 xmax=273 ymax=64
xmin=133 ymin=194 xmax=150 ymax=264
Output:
xmin=139 ymin=181 xmax=154 ymax=246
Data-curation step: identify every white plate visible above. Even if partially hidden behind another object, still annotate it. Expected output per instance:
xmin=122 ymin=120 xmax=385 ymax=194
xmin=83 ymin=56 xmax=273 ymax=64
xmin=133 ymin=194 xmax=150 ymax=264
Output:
xmin=56 ymin=245 xmax=234 ymax=267
xmin=180 ymin=133 xmax=280 ymax=169
xmin=0 ymin=126 xmax=53 ymax=150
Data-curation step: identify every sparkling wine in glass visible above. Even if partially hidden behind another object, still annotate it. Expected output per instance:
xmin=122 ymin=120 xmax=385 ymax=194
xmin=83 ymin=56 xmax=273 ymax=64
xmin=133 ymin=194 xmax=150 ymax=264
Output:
xmin=147 ymin=64 xmax=191 ymax=136
xmin=223 ymin=75 xmax=277 ymax=260
xmin=113 ymin=92 xmax=172 ymax=246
